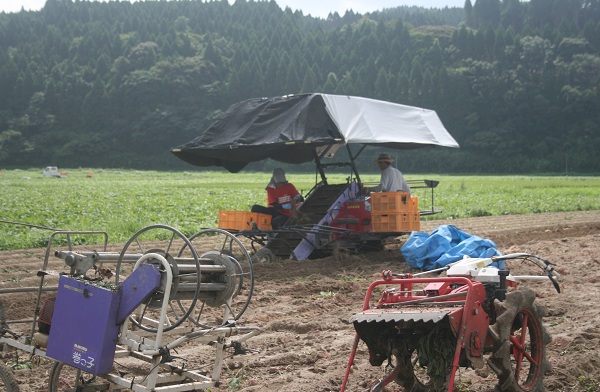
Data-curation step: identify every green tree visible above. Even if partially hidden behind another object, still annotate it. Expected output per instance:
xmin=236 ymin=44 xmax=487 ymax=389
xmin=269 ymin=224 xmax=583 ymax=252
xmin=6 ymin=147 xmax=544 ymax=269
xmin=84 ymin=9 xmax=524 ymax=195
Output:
xmin=0 ymin=129 xmax=33 ymax=164
xmin=472 ymin=0 xmax=501 ymax=28
xmin=300 ymin=66 xmax=318 ymax=93
xmin=83 ymin=76 xmax=109 ymax=131
xmin=374 ymin=67 xmax=390 ymax=99
xmin=0 ymin=0 xmax=598 ymax=172
xmin=322 ymin=72 xmax=338 ymax=93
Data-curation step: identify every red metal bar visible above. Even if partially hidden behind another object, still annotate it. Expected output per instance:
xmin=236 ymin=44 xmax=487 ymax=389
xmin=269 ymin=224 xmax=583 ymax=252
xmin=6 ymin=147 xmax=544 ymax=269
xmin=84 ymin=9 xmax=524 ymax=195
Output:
xmin=340 ymin=334 xmax=360 ymax=392
xmin=446 ymin=278 xmax=478 ymax=392
xmin=513 ymin=311 xmax=529 ymax=380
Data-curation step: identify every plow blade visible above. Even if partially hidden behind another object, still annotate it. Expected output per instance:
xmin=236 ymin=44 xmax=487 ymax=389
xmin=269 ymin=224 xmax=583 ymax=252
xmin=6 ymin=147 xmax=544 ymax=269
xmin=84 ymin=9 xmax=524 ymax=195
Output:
xmin=350 ymin=308 xmax=452 ymax=325
xmin=350 ymin=307 xmax=462 ymax=367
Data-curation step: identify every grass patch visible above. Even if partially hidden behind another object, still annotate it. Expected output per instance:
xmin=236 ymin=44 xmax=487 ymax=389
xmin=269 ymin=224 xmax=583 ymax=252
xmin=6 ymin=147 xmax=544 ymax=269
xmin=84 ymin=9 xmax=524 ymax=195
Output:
xmin=578 ymin=375 xmax=600 ymax=392
xmin=0 ymin=169 xmax=598 ymax=250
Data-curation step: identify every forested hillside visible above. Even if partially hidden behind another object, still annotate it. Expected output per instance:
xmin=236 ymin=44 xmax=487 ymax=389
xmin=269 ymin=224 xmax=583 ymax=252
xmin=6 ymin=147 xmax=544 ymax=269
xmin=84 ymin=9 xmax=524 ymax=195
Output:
xmin=0 ymin=0 xmax=599 ymax=173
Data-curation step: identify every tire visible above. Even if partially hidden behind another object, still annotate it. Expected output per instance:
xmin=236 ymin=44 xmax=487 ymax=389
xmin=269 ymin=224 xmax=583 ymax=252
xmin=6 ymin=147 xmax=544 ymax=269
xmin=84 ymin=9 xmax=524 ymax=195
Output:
xmin=360 ymin=239 xmax=384 ymax=252
xmin=489 ymin=288 xmax=551 ymax=392
xmin=251 ymin=247 xmax=275 ymax=263
xmin=48 ymin=362 xmax=106 ymax=392
xmin=0 ymin=362 xmax=19 ymax=392
xmin=0 ymin=300 xmax=8 ymax=332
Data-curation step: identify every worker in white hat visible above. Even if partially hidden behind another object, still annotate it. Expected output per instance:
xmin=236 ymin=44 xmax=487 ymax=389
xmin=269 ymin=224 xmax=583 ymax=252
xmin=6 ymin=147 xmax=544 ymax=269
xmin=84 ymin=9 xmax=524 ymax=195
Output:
xmin=368 ymin=153 xmax=410 ymax=193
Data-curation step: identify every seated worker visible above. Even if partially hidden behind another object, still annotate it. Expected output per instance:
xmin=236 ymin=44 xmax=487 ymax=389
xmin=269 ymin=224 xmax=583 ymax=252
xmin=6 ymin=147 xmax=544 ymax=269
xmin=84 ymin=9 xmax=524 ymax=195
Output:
xmin=366 ymin=153 xmax=410 ymax=193
xmin=251 ymin=168 xmax=303 ymax=229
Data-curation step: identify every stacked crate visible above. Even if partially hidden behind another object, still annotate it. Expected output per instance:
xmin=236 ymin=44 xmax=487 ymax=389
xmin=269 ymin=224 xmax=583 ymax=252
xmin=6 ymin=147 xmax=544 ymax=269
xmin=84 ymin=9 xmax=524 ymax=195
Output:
xmin=370 ymin=192 xmax=420 ymax=232
xmin=218 ymin=210 xmax=272 ymax=231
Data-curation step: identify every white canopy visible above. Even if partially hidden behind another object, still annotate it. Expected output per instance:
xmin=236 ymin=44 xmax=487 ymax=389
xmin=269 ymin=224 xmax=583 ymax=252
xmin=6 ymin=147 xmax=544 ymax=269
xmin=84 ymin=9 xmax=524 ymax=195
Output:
xmin=322 ymin=94 xmax=459 ymax=148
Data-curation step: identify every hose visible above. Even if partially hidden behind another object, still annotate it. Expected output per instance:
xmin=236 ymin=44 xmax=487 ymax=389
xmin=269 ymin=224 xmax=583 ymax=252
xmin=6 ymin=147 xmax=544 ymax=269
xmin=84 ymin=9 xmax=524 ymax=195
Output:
xmin=0 ymin=219 xmax=65 ymax=231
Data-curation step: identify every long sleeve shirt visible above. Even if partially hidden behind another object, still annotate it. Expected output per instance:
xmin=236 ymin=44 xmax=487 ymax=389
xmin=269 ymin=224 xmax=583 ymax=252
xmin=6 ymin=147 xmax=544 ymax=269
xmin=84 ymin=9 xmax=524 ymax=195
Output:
xmin=371 ymin=166 xmax=410 ymax=193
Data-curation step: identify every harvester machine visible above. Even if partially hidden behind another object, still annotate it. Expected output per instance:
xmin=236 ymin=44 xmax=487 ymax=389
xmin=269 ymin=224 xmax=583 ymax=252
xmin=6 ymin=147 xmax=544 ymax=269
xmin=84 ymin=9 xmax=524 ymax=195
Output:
xmin=341 ymin=253 xmax=561 ymax=392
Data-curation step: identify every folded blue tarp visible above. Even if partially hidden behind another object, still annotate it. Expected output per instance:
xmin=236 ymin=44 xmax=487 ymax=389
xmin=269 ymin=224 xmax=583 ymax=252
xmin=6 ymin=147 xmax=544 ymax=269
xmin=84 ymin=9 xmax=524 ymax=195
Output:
xmin=401 ymin=225 xmax=504 ymax=271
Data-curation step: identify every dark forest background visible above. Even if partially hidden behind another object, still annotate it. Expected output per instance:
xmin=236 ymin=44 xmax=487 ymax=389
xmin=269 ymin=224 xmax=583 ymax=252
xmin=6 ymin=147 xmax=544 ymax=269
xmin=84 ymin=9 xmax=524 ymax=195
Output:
xmin=0 ymin=0 xmax=599 ymax=174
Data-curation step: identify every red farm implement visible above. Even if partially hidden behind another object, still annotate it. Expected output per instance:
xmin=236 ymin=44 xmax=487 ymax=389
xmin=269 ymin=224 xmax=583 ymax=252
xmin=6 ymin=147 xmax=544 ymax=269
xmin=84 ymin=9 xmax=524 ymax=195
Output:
xmin=341 ymin=253 xmax=561 ymax=392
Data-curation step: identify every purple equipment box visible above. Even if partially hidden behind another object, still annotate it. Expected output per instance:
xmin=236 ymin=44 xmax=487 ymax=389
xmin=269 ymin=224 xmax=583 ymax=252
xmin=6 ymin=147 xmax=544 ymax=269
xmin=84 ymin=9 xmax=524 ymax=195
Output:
xmin=46 ymin=276 xmax=122 ymax=375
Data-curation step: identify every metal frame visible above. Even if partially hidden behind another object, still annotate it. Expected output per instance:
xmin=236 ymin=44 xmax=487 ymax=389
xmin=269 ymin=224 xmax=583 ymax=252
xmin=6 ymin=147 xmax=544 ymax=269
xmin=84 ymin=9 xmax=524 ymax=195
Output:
xmin=0 ymin=229 xmax=260 ymax=392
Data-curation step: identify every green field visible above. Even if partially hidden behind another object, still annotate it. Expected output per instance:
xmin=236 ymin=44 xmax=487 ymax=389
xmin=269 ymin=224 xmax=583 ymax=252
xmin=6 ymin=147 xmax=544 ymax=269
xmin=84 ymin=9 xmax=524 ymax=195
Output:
xmin=1 ymin=168 xmax=599 ymax=250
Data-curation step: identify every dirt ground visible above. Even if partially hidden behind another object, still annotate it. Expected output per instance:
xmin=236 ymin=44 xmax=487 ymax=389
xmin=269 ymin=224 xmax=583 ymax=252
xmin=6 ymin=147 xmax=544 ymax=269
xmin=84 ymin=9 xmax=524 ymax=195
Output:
xmin=1 ymin=210 xmax=600 ymax=391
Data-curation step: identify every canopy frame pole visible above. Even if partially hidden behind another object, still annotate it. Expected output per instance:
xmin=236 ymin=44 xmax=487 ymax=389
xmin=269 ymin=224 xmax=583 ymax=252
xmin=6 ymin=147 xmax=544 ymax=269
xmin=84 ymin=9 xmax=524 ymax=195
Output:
xmin=313 ymin=150 xmax=328 ymax=185
xmin=346 ymin=144 xmax=366 ymax=186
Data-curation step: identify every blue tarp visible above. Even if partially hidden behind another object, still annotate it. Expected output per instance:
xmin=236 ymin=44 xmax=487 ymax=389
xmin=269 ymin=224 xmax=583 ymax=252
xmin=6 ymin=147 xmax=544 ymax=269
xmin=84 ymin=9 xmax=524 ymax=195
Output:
xmin=401 ymin=225 xmax=504 ymax=271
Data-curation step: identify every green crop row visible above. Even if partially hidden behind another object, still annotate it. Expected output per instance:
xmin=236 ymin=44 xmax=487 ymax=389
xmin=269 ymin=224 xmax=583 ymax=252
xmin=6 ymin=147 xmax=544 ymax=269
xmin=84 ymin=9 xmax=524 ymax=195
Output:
xmin=1 ymin=169 xmax=598 ymax=250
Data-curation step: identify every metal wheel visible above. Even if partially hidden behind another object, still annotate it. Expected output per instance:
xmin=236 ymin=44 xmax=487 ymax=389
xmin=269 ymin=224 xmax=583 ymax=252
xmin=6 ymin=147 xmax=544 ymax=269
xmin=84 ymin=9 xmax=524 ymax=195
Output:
xmin=48 ymin=362 xmax=107 ymax=392
xmin=489 ymin=288 xmax=550 ymax=392
xmin=0 ymin=301 xmax=19 ymax=392
xmin=0 ymin=362 xmax=19 ymax=392
xmin=251 ymin=247 xmax=275 ymax=263
xmin=116 ymin=224 xmax=201 ymax=333
xmin=177 ymin=228 xmax=254 ymax=328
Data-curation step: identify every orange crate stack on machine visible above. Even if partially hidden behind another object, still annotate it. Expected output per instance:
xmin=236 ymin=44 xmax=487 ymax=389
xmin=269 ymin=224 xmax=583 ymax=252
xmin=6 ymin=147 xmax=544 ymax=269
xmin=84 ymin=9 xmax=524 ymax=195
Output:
xmin=370 ymin=192 xmax=420 ymax=232
xmin=370 ymin=192 xmax=411 ymax=212
xmin=218 ymin=210 xmax=272 ymax=231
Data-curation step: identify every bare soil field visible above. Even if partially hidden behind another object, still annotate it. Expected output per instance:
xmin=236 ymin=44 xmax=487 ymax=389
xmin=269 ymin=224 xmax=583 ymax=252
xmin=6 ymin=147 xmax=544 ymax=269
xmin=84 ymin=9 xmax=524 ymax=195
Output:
xmin=1 ymin=210 xmax=600 ymax=391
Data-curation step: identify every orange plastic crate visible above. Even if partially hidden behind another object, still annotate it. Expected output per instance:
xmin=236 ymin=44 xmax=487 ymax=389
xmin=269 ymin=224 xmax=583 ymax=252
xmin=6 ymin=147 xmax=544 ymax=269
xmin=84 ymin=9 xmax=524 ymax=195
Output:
xmin=409 ymin=211 xmax=421 ymax=231
xmin=410 ymin=196 xmax=419 ymax=212
xmin=250 ymin=212 xmax=272 ymax=230
xmin=218 ymin=210 xmax=272 ymax=231
xmin=370 ymin=192 xmax=411 ymax=213
xmin=371 ymin=212 xmax=407 ymax=232
xmin=371 ymin=212 xmax=420 ymax=233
